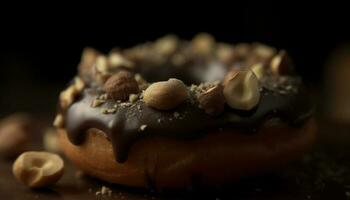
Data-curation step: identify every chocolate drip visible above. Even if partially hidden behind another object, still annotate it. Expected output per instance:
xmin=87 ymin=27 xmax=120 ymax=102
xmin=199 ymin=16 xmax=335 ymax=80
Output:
xmin=64 ymin=84 xmax=313 ymax=163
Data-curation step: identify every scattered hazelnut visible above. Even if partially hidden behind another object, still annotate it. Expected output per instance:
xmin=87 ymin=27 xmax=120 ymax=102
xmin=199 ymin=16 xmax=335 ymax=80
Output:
xmin=12 ymin=151 xmax=64 ymax=188
xmin=198 ymin=84 xmax=226 ymax=115
xmin=223 ymin=70 xmax=261 ymax=110
xmin=192 ymin=33 xmax=215 ymax=55
xmin=154 ymin=35 xmax=178 ymax=56
xmin=143 ymin=78 xmax=188 ymax=110
xmin=103 ymin=71 xmax=139 ymax=101
xmin=43 ymin=129 xmax=60 ymax=153
xmin=270 ymin=50 xmax=294 ymax=75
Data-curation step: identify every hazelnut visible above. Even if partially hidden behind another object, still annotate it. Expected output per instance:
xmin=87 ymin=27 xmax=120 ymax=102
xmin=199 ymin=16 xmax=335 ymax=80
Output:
xmin=154 ymin=35 xmax=178 ymax=56
xmin=232 ymin=43 xmax=251 ymax=61
xmin=108 ymin=52 xmax=134 ymax=69
xmin=223 ymin=70 xmax=260 ymax=110
xmin=252 ymin=43 xmax=276 ymax=60
xmin=223 ymin=69 xmax=240 ymax=86
xmin=103 ymin=71 xmax=139 ymax=101
xmin=13 ymin=151 xmax=64 ymax=188
xmin=216 ymin=43 xmax=234 ymax=64
xmin=0 ymin=113 xmax=37 ymax=158
xmin=143 ymin=78 xmax=188 ymax=110
xmin=270 ymin=50 xmax=294 ymax=75
xmin=198 ymin=84 xmax=225 ymax=115
xmin=192 ymin=33 xmax=215 ymax=55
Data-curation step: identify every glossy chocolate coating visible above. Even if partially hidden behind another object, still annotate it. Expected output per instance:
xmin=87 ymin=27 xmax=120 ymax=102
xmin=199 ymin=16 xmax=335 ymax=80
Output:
xmin=61 ymin=39 xmax=313 ymax=163
xmin=64 ymin=77 xmax=313 ymax=163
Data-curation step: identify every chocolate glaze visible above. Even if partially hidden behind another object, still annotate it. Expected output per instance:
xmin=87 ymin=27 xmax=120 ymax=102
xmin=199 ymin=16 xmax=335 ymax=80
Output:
xmin=64 ymin=78 xmax=313 ymax=163
xmin=63 ymin=39 xmax=314 ymax=164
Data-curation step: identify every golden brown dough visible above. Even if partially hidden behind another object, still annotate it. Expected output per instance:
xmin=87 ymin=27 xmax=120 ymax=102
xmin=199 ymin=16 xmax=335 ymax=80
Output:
xmin=58 ymin=119 xmax=316 ymax=189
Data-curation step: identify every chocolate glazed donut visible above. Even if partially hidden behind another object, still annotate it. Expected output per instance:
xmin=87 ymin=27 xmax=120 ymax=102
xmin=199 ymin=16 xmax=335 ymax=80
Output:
xmin=55 ymin=33 xmax=317 ymax=189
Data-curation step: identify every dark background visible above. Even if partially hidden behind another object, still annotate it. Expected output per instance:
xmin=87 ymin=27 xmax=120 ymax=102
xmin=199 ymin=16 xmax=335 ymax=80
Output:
xmin=0 ymin=8 xmax=349 ymax=118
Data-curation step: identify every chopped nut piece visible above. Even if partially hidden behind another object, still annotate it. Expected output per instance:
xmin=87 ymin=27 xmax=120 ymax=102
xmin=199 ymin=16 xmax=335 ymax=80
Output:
xmin=98 ymin=93 xmax=109 ymax=100
xmin=95 ymin=55 xmax=108 ymax=73
xmin=103 ymin=71 xmax=139 ymax=101
xmin=198 ymin=84 xmax=226 ymax=115
xmin=12 ymin=151 xmax=64 ymax=188
xmin=91 ymin=99 xmax=106 ymax=108
xmin=270 ymin=50 xmax=294 ymax=75
xmin=143 ymin=78 xmax=188 ymax=110
xmin=94 ymin=55 xmax=111 ymax=84
xmin=223 ymin=70 xmax=260 ymax=110
xmin=53 ymin=114 xmax=64 ymax=128
xmin=96 ymin=186 xmax=112 ymax=197
xmin=134 ymin=73 xmax=149 ymax=90
xmin=129 ymin=94 xmax=139 ymax=103
xmin=74 ymin=77 xmax=85 ymax=92
xmin=139 ymin=125 xmax=147 ymax=131
xmin=59 ymin=85 xmax=78 ymax=110
xmin=173 ymin=112 xmax=180 ymax=118
xmin=101 ymin=108 xmax=116 ymax=114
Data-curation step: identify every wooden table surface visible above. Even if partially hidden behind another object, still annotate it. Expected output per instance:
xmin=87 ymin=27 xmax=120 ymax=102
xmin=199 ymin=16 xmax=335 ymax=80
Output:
xmin=1 ymin=121 xmax=350 ymax=200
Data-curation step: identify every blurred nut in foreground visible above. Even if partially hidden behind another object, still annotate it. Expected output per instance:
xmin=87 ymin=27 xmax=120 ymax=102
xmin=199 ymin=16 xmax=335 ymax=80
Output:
xmin=43 ymin=129 xmax=61 ymax=153
xmin=13 ymin=151 xmax=64 ymax=188
xmin=0 ymin=123 xmax=28 ymax=158
xmin=0 ymin=114 xmax=37 ymax=158
xmin=223 ymin=70 xmax=260 ymax=110
xmin=143 ymin=78 xmax=188 ymax=110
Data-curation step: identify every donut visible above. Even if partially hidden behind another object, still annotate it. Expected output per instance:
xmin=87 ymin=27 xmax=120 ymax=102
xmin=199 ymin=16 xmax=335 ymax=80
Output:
xmin=55 ymin=33 xmax=316 ymax=189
